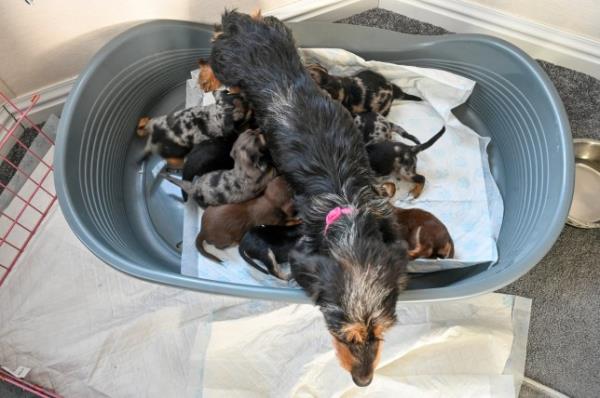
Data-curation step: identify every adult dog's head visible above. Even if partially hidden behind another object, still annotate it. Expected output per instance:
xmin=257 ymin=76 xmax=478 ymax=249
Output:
xmin=291 ymin=197 xmax=408 ymax=387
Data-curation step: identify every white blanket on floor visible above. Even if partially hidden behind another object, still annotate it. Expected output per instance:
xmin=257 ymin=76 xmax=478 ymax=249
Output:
xmin=0 ymin=208 xmax=529 ymax=398
xmin=182 ymin=48 xmax=503 ymax=282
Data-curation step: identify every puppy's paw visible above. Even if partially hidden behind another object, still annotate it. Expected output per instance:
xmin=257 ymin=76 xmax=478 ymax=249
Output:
xmin=285 ymin=217 xmax=303 ymax=226
xmin=408 ymin=244 xmax=433 ymax=259
xmin=439 ymin=241 xmax=454 ymax=259
xmin=137 ymin=117 xmax=150 ymax=137
xmin=409 ymin=182 xmax=424 ymax=198
xmin=165 ymin=157 xmax=185 ymax=170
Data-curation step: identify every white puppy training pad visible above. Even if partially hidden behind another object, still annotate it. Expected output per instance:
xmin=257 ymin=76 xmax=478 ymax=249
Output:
xmin=0 ymin=209 xmax=529 ymax=397
xmin=182 ymin=48 xmax=503 ymax=282
xmin=204 ymin=295 xmax=531 ymax=398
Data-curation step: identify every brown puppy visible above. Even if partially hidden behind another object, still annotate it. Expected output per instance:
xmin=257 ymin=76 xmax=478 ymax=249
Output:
xmin=380 ymin=182 xmax=454 ymax=259
xmin=394 ymin=208 xmax=454 ymax=259
xmin=195 ymin=176 xmax=296 ymax=263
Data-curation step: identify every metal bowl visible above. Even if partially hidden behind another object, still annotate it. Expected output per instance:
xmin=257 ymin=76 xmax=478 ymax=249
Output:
xmin=567 ymin=138 xmax=600 ymax=228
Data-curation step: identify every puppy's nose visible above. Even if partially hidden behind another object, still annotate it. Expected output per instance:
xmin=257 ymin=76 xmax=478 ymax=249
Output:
xmin=352 ymin=374 xmax=373 ymax=387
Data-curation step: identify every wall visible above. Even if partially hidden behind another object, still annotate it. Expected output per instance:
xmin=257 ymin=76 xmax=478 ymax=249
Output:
xmin=0 ymin=0 xmax=299 ymax=96
xmin=467 ymin=0 xmax=600 ymax=40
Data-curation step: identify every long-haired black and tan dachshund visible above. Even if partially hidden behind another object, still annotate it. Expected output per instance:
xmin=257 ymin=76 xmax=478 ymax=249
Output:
xmin=210 ymin=10 xmax=408 ymax=387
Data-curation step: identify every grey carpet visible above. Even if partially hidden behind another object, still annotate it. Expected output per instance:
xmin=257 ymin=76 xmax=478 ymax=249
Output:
xmin=0 ymin=380 xmax=36 ymax=398
xmin=338 ymin=8 xmax=600 ymax=398
xmin=519 ymin=384 xmax=554 ymax=398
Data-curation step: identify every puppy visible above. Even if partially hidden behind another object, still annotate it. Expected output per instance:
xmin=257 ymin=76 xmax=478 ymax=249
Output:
xmin=380 ymin=182 xmax=454 ymax=259
xmin=180 ymin=136 xmax=236 ymax=201
xmin=198 ymin=58 xmax=222 ymax=92
xmin=395 ymin=207 xmax=454 ymax=259
xmin=354 ymin=111 xmax=421 ymax=145
xmin=195 ymin=176 xmax=296 ymax=263
xmin=137 ymin=89 xmax=252 ymax=167
xmin=210 ymin=11 xmax=408 ymax=387
xmin=366 ymin=126 xmax=446 ymax=198
xmin=162 ymin=129 xmax=274 ymax=207
xmin=306 ymin=63 xmax=421 ymax=116
xmin=238 ymin=224 xmax=302 ymax=280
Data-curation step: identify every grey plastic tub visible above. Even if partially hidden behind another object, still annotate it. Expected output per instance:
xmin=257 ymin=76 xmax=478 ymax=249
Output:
xmin=55 ymin=20 xmax=573 ymax=302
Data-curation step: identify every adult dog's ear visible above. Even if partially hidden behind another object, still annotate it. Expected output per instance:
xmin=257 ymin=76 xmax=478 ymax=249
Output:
xmin=289 ymin=248 xmax=339 ymax=303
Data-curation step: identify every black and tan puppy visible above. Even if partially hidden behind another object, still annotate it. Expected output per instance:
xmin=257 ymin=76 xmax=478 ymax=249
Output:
xmin=162 ymin=129 xmax=274 ymax=207
xmin=238 ymin=224 xmax=302 ymax=280
xmin=180 ymin=136 xmax=236 ymax=201
xmin=306 ymin=63 xmax=421 ymax=116
xmin=366 ymin=126 xmax=446 ymax=198
xmin=210 ymin=11 xmax=408 ymax=387
xmin=137 ymin=89 xmax=252 ymax=168
xmin=353 ymin=111 xmax=421 ymax=145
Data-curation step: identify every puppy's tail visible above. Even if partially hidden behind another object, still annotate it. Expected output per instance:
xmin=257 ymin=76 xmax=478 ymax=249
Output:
xmin=196 ymin=232 xmax=223 ymax=264
xmin=160 ymin=172 xmax=194 ymax=194
xmin=391 ymin=124 xmax=421 ymax=145
xmin=411 ymin=126 xmax=446 ymax=154
xmin=238 ymin=247 xmax=269 ymax=275
xmin=392 ymin=84 xmax=422 ymax=101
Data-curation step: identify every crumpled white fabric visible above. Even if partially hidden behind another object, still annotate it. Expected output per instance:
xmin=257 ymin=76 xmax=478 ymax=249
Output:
xmin=203 ymin=294 xmax=530 ymax=398
xmin=0 ymin=208 xmax=528 ymax=398
xmin=182 ymin=48 xmax=504 ymax=282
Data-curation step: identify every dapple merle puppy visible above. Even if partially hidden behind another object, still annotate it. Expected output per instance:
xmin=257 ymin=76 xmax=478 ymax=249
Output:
xmin=137 ymin=89 xmax=251 ymax=168
xmin=353 ymin=111 xmax=421 ymax=145
xmin=306 ymin=63 xmax=421 ymax=116
xmin=210 ymin=10 xmax=408 ymax=387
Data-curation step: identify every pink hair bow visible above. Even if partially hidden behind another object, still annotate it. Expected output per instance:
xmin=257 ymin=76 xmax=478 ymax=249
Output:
xmin=324 ymin=206 xmax=353 ymax=235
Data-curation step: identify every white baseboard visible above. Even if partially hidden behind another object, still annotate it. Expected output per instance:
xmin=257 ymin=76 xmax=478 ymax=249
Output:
xmin=266 ymin=0 xmax=377 ymax=22
xmin=0 ymin=1 xmax=376 ymax=122
xmin=3 ymin=77 xmax=76 ymax=126
xmin=4 ymin=0 xmax=600 ymax=121
xmin=380 ymin=0 xmax=600 ymax=79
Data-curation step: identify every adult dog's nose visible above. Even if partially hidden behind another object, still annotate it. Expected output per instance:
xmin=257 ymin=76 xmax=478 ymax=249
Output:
xmin=352 ymin=374 xmax=373 ymax=387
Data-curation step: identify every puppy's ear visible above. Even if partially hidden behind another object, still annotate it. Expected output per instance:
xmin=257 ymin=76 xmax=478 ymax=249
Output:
xmin=250 ymin=8 xmax=263 ymax=20
xmin=289 ymin=249 xmax=339 ymax=303
xmin=255 ymin=156 xmax=270 ymax=173
xmin=378 ymin=182 xmax=396 ymax=199
xmin=280 ymin=198 xmax=297 ymax=219
xmin=306 ymin=63 xmax=329 ymax=86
